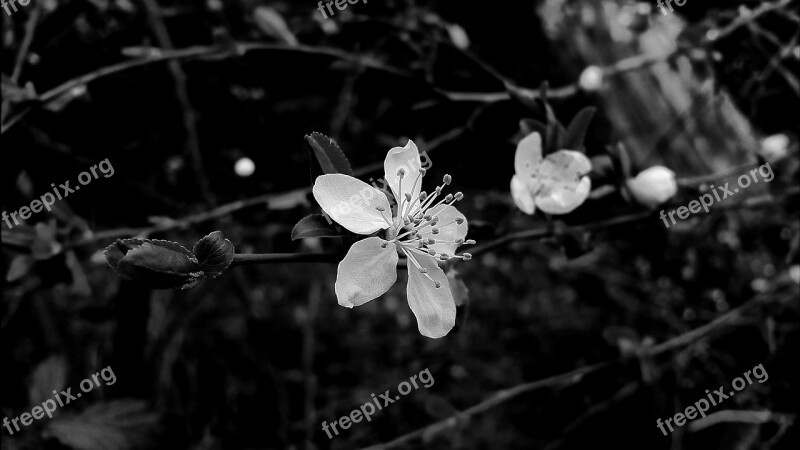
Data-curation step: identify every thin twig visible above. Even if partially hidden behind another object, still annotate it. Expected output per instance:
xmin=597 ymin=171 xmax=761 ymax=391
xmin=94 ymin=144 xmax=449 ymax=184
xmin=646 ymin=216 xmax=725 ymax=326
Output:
xmin=141 ymin=0 xmax=215 ymax=206
xmin=357 ymin=290 xmax=777 ymax=449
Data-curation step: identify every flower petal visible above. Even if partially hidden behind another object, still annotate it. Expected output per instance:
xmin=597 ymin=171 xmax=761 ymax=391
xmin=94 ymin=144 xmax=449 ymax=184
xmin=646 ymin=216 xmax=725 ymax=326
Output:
xmin=510 ymin=175 xmax=536 ymax=215
xmin=312 ymin=174 xmax=392 ymax=235
xmin=536 ymin=176 xmax=591 ymax=214
xmin=384 ymin=140 xmax=422 ymax=211
xmin=406 ymin=254 xmax=456 ymax=338
xmin=514 ymin=132 xmax=543 ymax=177
xmin=335 ymin=237 xmax=399 ymax=308
xmin=418 ymin=204 xmax=468 ymax=255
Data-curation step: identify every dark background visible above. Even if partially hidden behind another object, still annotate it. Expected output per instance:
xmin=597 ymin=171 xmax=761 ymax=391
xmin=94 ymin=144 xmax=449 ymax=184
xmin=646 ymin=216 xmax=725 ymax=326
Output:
xmin=2 ymin=0 xmax=798 ymax=449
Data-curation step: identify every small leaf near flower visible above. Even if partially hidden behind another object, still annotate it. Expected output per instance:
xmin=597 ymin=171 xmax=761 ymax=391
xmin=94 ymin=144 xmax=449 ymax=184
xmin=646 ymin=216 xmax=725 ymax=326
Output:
xmin=193 ymin=231 xmax=235 ymax=279
xmin=291 ymin=214 xmax=342 ymax=240
xmin=305 ymin=132 xmax=353 ymax=176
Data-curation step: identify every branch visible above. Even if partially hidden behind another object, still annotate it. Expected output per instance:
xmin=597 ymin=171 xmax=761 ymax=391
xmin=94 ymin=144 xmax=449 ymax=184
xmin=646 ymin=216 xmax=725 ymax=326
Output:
xmin=357 ymin=290 xmax=777 ymax=449
xmin=140 ymin=0 xmax=215 ymax=206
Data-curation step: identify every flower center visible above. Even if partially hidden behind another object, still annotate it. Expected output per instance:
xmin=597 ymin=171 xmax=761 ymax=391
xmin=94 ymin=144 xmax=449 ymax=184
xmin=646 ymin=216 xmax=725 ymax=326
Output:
xmin=376 ymin=169 xmax=474 ymax=288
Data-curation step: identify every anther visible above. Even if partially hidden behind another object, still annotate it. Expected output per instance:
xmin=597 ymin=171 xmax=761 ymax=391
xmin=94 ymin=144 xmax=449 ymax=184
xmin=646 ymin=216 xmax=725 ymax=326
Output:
xmin=419 ymin=168 xmax=427 ymax=176
xmin=463 ymin=253 xmax=472 ymax=260
xmin=454 ymin=192 xmax=464 ymax=201
xmin=427 ymin=238 xmax=436 ymax=245
xmin=439 ymin=253 xmax=449 ymax=260
xmin=381 ymin=243 xmax=388 ymax=248
xmin=419 ymin=267 xmax=428 ymax=274
xmin=423 ymin=214 xmax=432 ymax=221
xmin=405 ymin=193 xmax=412 ymax=202
xmin=455 ymin=238 xmax=464 ymax=244
xmin=431 ymin=228 xmax=439 ymax=235
xmin=403 ymin=217 xmax=410 ymax=225
xmin=465 ymin=239 xmax=476 ymax=245
xmin=397 ymin=168 xmax=405 ymax=177
xmin=434 ymin=281 xmax=441 ymax=288
xmin=443 ymin=174 xmax=452 ymax=185
xmin=420 ymin=192 xmax=428 ymax=202
xmin=376 ymin=206 xmax=385 ymax=212
xmin=431 ymin=217 xmax=439 ymax=225
xmin=444 ymin=194 xmax=453 ymax=202
xmin=455 ymin=217 xmax=465 ymax=225
xmin=427 ymin=249 xmax=436 ymax=256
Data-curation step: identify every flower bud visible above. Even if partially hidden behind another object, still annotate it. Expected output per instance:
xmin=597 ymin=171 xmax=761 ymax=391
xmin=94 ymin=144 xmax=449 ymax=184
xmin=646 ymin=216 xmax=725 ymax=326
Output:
xmin=625 ymin=166 xmax=677 ymax=208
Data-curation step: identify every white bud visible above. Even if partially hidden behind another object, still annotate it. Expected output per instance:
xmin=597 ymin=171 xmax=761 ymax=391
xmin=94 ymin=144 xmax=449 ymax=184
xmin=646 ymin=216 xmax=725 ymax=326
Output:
xmin=578 ymin=66 xmax=604 ymax=92
xmin=625 ymin=166 xmax=677 ymax=208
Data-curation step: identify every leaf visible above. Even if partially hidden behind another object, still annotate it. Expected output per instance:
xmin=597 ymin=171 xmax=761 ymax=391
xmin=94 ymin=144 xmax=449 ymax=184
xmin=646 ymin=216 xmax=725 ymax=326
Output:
xmin=43 ymin=400 xmax=160 ymax=450
xmin=28 ymin=355 xmax=68 ymax=405
xmin=608 ymin=142 xmax=633 ymax=182
xmin=193 ymin=231 xmax=235 ymax=279
xmin=291 ymin=214 xmax=342 ymax=240
xmin=305 ymin=132 xmax=353 ymax=176
xmin=564 ymin=107 xmax=596 ymax=150
xmin=253 ymin=6 xmax=298 ymax=46
xmin=104 ymin=239 xmax=204 ymax=290
xmin=519 ymin=119 xmax=546 ymax=139
xmin=6 ymin=255 xmax=35 ymax=282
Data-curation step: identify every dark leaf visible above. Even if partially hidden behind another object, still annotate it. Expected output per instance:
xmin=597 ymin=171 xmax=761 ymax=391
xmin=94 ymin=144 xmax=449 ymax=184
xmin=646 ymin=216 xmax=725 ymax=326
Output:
xmin=104 ymin=238 xmax=203 ymax=290
xmin=291 ymin=214 xmax=342 ymax=240
xmin=193 ymin=231 xmax=235 ymax=279
xmin=564 ymin=107 xmax=596 ymax=150
xmin=305 ymin=132 xmax=353 ymax=176
xmin=519 ymin=119 xmax=546 ymax=139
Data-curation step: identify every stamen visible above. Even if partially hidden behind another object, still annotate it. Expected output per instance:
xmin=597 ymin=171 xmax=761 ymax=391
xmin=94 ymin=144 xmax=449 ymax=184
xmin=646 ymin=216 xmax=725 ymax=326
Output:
xmin=402 ymin=248 xmax=440 ymax=287
xmin=465 ymin=239 xmax=476 ymax=245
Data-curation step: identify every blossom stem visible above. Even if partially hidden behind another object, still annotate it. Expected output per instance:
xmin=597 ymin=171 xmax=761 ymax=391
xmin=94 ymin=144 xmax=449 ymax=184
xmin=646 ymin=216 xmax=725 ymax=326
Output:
xmin=230 ymin=252 xmax=341 ymax=265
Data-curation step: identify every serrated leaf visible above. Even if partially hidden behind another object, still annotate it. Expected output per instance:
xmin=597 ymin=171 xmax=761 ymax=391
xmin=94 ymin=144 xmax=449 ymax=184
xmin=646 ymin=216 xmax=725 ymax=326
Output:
xmin=564 ymin=107 xmax=596 ymax=150
xmin=44 ymin=400 xmax=160 ymax=450
xmin=104 ymin=239 xmax=203 ymax=290
xmin=192 ymin=231 xmax=234 ymax=279
xmin=305 ymin=132 xmax=353 ymax=176
xmin=291 ymin=214 xmax=342 ymax=240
